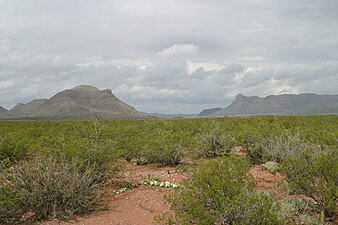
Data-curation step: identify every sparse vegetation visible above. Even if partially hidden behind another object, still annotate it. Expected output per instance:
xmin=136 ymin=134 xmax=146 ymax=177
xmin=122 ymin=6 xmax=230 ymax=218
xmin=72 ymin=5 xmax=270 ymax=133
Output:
xmin=0 ymin=132 xmax=31 ymax=165
xmin=1 ymin=157 xmax=104 ymax=220
xmin=281 ymin=148 xmax=338 ymax=218
xmin=164 ymin=156 xmax=283 ymax=225
xmin=142 ymin=129 xmax=185 ymax=165
xmin=263 ymin=161 xmax=280 ymax=174
xmin=246 ymin=131 xmax=324 ymax=165
xmin=141 ymin=176 xmax=180 ymax=188
xmin=112 ymin=176 xmax=180 ymax=196
xmin=194 ymin=121 xmax=235 ymax=158
xmin=0 ymin=115 xmax=337 ymax=223
xmin=0 ymin=185 xmax=24 ymax=223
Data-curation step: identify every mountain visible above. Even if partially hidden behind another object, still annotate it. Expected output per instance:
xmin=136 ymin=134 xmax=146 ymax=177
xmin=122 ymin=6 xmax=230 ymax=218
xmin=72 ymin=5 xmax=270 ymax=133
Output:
xmin=0 ymin=85 xmax=144 ymax=119
xmin=205 ymin=93 xmax=338 ymax=116
xmin=0 ymin=106 xmax=7 ymax=114
xmin=4 ymin=99 xmax=48 ymax=118
xmin=198 ymin=108 xmax=221 ymax=117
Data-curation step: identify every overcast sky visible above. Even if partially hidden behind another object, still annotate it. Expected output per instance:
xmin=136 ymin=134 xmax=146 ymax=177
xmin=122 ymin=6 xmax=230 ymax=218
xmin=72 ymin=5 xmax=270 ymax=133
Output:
xmin=1 ymin=0 xmax=338 ymax=113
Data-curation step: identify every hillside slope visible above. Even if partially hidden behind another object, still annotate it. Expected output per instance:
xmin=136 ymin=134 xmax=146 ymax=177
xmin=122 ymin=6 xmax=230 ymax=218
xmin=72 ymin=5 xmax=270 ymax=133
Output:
xmin=198 ymin=108 xmax=221 ymax=117
xmin=1 ymin=85 xmax=144 ymax=119
xmin=207 ymin=93 xmax=338 ymax=116
xmin=0 ymin=106 xmax=7 ymax=114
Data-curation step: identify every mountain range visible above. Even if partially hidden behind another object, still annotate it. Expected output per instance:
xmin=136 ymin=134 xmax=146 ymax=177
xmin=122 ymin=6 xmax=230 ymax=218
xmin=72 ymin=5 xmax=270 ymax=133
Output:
xmin=0 ymin=85 xmax=144 ymax=119
xmin=198 ymin=108 xmax=222 ymax=117
xmin=202 ymin=93 xmax=338 ymax=117
xmin=1 ymin=88 xmax=338 ymax=119
xmin=0 ymin=106 xmax=8 ymax=114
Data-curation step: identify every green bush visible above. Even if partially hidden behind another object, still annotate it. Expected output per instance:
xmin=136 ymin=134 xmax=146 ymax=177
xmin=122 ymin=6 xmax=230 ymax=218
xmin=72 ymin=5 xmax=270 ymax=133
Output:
xmin=165 ymin=156 xmax=283 ymax=225
xmin=0 ymin=132 xmax=30 ymax=164
xmin=39 ymin=121 xmax=122 ymax=176
xmin=262 ymin=161 xmax=280 ymax=174
xmin=142 ymin=129 xmax=185 ymax=165
xmin=116 ymin=125 xmax=145 ymax=162
xmin=247 ymin=132 xmax=322 ymax=164
xmin=278 ymin=198 xmax=322 ymax=224
xmin=223 ymin=190 xmax=282 ymax=225
xmin=195 ymin=121 xmax=235 ymax=158
xmin=0 ymin=185 xmax=24 ymax=222
xmin=281 ymin=148 xmax=338 ymax=218
xmin=2 ymin=157 xmax=104 ymax=220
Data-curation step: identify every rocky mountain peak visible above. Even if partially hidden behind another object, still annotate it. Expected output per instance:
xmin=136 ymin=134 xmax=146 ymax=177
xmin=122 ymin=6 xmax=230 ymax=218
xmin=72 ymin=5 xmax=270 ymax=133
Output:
xmin=201 ymin=93 xmax=338 ymax=117
xmin=235 ymin=93 xmax=245 ymax=100
xmin=71 ymin=85 xmax=100 ymax=92
xmin=0 ymin=85 xmax=144 ymax=119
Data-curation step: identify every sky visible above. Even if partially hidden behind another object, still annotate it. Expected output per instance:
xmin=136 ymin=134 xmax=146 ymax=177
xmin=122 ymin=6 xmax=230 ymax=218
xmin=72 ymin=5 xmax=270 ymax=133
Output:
xmin=0 ymin=0 xmax=338 ymax=113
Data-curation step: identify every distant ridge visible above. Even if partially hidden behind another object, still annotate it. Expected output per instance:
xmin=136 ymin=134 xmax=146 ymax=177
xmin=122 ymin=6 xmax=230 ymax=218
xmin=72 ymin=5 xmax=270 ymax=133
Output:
xmin=143 ymin=112 xmax=198 ymax=118
xmin=0 ymin=85 xmax=144 ymax=119
xmin=201 ymin=93 xmax=338 ymax=116
xmin=198 ymin=108 xmax=221 ymax=117
xmin=0 ymin=106 xmax=7 ymax=114
xmin=6 ymin=99 xmax=48 ymax=117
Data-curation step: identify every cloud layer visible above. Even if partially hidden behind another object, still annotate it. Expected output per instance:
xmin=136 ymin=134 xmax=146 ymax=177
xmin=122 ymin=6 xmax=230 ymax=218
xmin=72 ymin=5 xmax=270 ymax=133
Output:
xmin=0 ymin=0 xmax=337 ymax=113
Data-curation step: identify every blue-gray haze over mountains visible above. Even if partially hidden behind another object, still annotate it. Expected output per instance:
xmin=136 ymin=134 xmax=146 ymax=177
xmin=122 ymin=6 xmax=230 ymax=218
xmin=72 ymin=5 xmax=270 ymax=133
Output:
xmin=0 ymin=0 xmax=338 ymax=113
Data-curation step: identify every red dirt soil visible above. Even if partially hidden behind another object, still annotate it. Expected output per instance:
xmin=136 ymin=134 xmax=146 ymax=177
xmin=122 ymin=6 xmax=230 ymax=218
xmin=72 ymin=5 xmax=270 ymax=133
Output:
xmin=35 ymin=164 xmax=185 ymax=225
xmin=32 ymin=163 xmax=322 ymax=225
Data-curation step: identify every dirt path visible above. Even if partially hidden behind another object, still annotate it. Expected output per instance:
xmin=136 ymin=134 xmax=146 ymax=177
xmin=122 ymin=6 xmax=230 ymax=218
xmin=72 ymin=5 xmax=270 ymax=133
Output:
xmin=36 ymin=164 xmax=185 ymax=225
xmin=36 ymin=163 xmax=288 ymax=225
xmin=38 ymin=187 xmax=171 ymax=225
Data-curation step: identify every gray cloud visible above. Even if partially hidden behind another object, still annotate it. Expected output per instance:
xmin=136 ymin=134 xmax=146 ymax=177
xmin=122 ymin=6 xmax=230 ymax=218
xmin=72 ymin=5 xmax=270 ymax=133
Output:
xmin=0 ymin=0 xmax=337 ymax=113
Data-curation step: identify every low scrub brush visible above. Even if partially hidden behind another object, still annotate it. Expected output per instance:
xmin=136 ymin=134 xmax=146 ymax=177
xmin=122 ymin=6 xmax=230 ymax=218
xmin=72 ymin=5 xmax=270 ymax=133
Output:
xmin=2 ymin=157 xmax=105 ymax=220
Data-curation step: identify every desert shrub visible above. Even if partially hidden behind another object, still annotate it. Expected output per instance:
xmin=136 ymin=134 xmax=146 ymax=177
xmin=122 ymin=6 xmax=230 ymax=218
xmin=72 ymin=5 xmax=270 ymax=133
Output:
xmin=278 ymin=198 xmax=298 ymax=223
xmin=278 ymin=198 xmax=322 ymax=224
xmin=297 ymin=213 xmax=325 ymax=225
xmin=155 ymin=212 xmax=178 ymax=225
xmin=142 ymin=129 xmax=185 ymax=165
xmin=281 ymin=148 xmax=338 ymax=218
xmin=39 ymin=121 xmax=122 ymax=176
xmin=194 ymin=121 xmax=235 ymax=158
xmin=0 ymin=185 xmax=24 ymax=223
xmin=65 ymin=137 xmax=121 ymax=176
xmin=263 ymin=161 xmax=280 ymax=174
xmin=222 ymin=191 xmax=282 ymax=225
xmin=165 ymin=156 xmax=283 ymax=225
xmin=116 ymin=125 xmax=145 ymax=162
xmin=2 ymin=157 xmax=104 ymax=220
xmin=247 ymin=132 xmax=323 ymax=164
xmin=0 ymin=132 xmax=30 ymax=164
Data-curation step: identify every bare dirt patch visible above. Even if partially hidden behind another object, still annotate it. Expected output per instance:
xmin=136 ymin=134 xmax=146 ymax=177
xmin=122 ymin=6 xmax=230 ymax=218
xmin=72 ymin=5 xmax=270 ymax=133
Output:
xmin=250 ymin=165 xmax=285 ymax=194
xmin=34 ymin=162 xmax=322 ymax=225
xmin=35 ymin=164 xmax=186 ymax=225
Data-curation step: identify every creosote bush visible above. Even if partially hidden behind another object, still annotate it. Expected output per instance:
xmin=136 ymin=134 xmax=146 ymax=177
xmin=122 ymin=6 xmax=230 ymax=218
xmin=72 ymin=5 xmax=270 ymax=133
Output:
xmin=195 ymin=121 xmax=235 ymax=158
xmin=2 ymin=157 xmax=104 ymax=220
xmin=142 ymin=129 xmax=185 ymax=165
xmin=164 ymin=156 xmax=283 ymax=225
xmin=262 ymin=161 xmax=280 ymax=174
xmin=0 ymin=132 xmax=30 ymax=164
xmin=278 ymin=198 xmax=325 ymax=224
xmin=281 ymin=148 xmax=338 ymax=219
xmin=0 ymin=185 xmax=24 ymax=223
xmin=40 ymin=120 xmax=122 ymax=177
xmin=247 ymin=132 xmax=322 ymax=165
